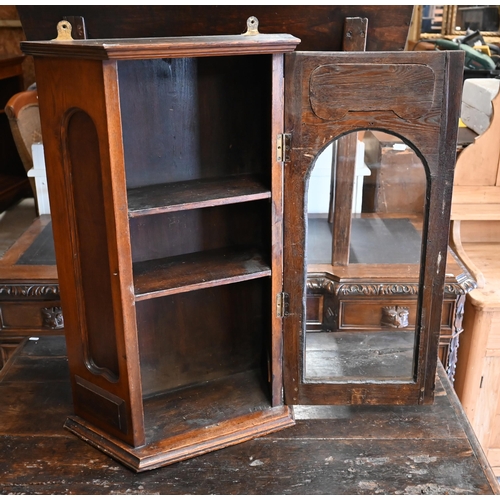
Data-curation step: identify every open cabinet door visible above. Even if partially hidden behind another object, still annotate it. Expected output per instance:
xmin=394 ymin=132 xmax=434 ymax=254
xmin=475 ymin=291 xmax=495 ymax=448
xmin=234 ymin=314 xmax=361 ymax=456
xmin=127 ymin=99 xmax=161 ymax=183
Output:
xmin=282 ymin=50 xmax=464 ymax=406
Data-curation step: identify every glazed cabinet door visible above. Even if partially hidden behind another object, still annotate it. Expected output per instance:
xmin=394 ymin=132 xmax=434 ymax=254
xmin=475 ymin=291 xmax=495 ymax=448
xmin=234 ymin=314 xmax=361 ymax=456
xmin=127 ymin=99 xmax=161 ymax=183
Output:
xmin=282 ymin=50 xmax=464 ymax=406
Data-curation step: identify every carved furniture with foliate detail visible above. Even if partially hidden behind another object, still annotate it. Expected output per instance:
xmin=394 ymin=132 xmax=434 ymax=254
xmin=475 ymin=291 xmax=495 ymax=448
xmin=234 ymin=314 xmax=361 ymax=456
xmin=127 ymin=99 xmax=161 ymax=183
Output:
xmin=305 ymin=251 xmax=475 ymax=383
xmin=22 ymin=10 xmax=464 ymax=471
xmin=0 ymin=216 xmax=62 ymax=339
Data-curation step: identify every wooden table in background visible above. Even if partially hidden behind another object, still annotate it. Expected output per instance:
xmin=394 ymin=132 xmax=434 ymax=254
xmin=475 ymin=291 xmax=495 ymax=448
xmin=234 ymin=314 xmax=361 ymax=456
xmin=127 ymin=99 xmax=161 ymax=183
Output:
xmin=0 ymin=216 xmax=61 ymax=365
xmin=0 ymin=335 xmax=498 ymax=495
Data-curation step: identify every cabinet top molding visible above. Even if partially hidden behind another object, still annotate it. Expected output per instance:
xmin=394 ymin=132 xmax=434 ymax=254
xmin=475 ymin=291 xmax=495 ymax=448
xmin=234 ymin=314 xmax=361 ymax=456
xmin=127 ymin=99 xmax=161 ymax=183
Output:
xmin=21 ymin=33 xmax=301 ymax=60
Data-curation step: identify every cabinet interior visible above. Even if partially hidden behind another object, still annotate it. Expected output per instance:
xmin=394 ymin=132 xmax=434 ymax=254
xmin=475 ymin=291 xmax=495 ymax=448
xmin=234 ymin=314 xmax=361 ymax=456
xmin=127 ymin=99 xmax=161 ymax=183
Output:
xmin=119 ymin=54 xmax=274 ymax=416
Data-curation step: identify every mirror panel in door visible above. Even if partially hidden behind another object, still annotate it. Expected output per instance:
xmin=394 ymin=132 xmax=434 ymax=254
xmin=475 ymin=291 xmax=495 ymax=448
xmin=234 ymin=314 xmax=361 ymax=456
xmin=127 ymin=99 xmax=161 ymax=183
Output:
xmin=305 ymin=130 xmax=427 ymax=383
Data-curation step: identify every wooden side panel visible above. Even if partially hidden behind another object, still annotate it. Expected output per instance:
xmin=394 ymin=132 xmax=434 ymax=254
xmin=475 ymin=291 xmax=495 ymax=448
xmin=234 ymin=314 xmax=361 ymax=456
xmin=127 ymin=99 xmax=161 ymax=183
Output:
xmin=65 ymin=111 xmax=118 ymax=377
xmin=454 ymin=302 xmax=491 ymax=422
xmin=33 ymin=57 xmax=144 ymax=446
xmin=486 ymin=315 xmax=500 ymax=352
xmin=488 ymin=395 xmax=500 ymax=452
xmin=270 ymin=53 xmax=285 ymax=406
xmin=489 ymin=403 xmax=500 ymax=470
xmin=472 ymin=356 xmax=500 ymax=449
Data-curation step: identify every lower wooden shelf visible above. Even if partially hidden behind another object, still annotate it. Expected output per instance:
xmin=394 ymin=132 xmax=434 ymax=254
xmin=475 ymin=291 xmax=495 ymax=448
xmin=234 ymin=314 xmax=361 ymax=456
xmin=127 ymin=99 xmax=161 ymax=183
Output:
xmin=64 ymin=369 xmax=294 ymax=472
xmin=133 ymin=246 xmax=271 ymax=300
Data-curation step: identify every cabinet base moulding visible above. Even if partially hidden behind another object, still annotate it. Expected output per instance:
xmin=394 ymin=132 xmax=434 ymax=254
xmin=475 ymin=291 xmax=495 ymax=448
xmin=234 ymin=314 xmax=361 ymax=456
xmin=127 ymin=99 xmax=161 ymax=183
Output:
xmin=64 ymin=406 xmax=294 ymax=472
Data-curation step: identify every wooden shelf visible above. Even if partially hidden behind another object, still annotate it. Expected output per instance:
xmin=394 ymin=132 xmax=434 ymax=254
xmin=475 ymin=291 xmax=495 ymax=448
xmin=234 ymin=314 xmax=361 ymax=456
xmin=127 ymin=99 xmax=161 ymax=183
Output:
xmin=143 ymin=369 xmax=271 ymax=441
xmin=127 ymin=175 xmax=271 ymax=217
xmin=133 ymin=246 xmax=271 ymax=300
xmin=65 ymin=369 xmax=293 ymax=472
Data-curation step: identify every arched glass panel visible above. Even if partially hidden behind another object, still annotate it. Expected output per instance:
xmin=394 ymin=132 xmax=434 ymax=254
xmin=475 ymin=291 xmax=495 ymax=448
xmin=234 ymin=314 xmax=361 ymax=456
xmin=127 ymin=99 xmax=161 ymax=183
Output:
xmin=305 ymin=130 xmax=427 ymax=383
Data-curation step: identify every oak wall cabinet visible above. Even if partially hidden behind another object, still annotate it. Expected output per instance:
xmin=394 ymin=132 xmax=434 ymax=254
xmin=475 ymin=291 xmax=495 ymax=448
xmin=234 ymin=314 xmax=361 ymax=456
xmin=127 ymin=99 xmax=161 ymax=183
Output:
xmin=23 ymin=21 xmax=464 ymax=471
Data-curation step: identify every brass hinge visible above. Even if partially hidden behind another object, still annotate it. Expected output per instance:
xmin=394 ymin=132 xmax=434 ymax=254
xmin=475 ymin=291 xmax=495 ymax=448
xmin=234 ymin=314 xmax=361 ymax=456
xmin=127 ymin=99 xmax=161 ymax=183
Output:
xmin=277 ymin=133 xmax=291 ymax=162
xmin=277 ymin=292 xmax=290 ymax=318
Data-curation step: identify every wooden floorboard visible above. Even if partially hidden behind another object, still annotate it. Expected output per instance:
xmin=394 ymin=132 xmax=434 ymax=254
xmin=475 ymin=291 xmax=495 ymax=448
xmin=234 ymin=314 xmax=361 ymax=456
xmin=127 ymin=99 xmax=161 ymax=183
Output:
xmin=0 ymin=336 xmax=498 ymax=494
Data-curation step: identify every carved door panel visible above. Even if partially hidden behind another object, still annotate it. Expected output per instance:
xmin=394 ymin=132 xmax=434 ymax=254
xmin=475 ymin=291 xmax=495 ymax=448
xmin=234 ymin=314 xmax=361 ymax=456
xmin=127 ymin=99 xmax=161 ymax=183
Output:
xmin=282 ymin=50 xmax=464 ymax=405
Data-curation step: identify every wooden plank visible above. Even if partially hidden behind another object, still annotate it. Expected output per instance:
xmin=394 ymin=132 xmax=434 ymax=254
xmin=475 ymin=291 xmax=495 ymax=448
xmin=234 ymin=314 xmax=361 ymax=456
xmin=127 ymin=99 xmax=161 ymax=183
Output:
xmin=133 ymin=247 xmax=271 ymax=300
xmin=331 ymin=133 xmax=357 ymax=266
xmin=17 ymin=6 xmax=413 ymax=53
xmin=328 ymin=17 xmax=367 ymax=265
xmin=270 ymin=53 xmax=285 ymax=406
xmin=486 ymin=315 xmax=500 ymax=351
xmin=127 ymin=175 xmax=271 ymax=217
xmin=471 ymin=356 xmax=500 ymax=449
xmin=451 ymin=203 xmax=500 ymax=220
xmin=452 ymin=185 xmax=500 ymax=205
xmin=460 ymin=220 xmax=500 ymax=243
xmin=0 ymin=433 xmax=494 ymax=495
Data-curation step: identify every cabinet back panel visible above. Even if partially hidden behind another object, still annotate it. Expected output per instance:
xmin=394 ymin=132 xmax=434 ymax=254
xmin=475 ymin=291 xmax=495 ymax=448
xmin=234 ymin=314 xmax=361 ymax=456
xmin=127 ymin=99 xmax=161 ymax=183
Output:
xmin=137 ymin=280 xmax=270 ymax=397
xmin=118 ymin=56 xmax=271 ymax=189
xmin=129 ymin=201 xmax=270 ymax=263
